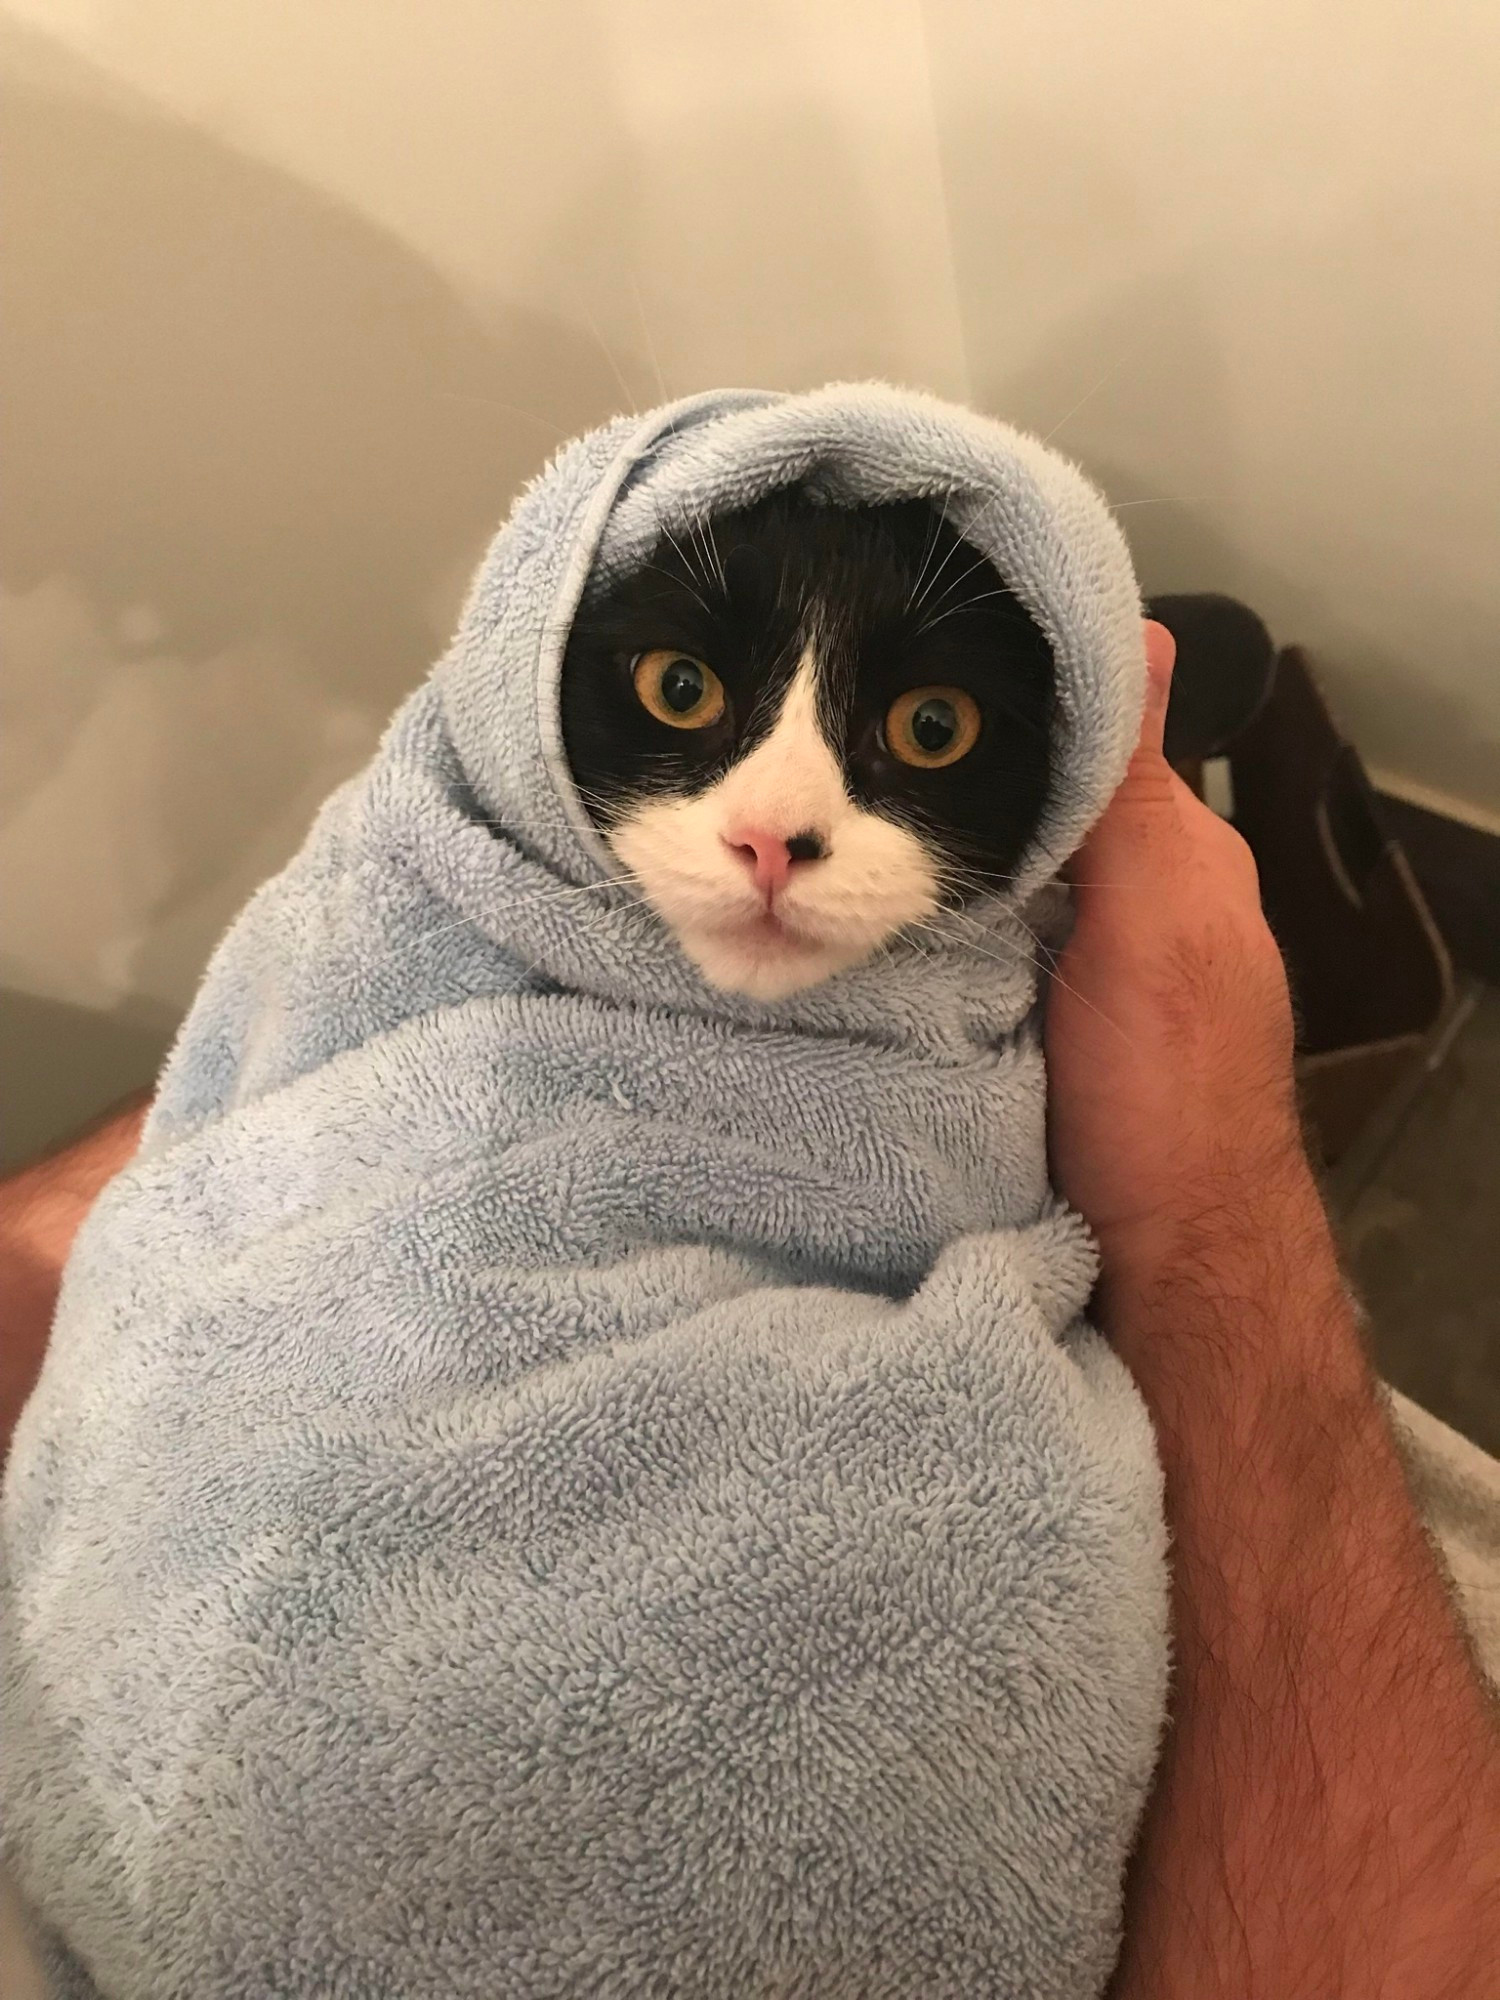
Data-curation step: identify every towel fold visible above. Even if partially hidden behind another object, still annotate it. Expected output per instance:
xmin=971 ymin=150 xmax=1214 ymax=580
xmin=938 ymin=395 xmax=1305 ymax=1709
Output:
xmin=2 ymin=385 xmax=1168 ymax=1999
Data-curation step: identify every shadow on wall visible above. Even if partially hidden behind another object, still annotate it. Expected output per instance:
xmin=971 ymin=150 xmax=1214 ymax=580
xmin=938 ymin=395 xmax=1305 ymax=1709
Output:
xmin=1 ymin=24 xmax=635 ymax=791
xmin=986 ymin=272 xmax=1498 ymax=797
xmin=0 ymin=26 xmax=637 ymax=1157
xmin=0 ymin=20 xmax=942 ymax=1161
xmin=0 ymin=30 xmax=653 ymax=697
xmin=951 ymin=92 xmax=1500 ymax=808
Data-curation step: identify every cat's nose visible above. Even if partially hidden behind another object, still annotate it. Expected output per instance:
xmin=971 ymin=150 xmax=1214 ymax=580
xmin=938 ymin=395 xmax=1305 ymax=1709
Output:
xmin=724 ymin=827 xmax=827 ymax=900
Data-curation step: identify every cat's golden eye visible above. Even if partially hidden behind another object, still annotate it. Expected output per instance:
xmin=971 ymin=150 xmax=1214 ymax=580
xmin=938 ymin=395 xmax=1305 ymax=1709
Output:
xmin=885 ymin=686 xmax=982 ymax=768
xmin=632 ymin=650 xmax=726 ymax=730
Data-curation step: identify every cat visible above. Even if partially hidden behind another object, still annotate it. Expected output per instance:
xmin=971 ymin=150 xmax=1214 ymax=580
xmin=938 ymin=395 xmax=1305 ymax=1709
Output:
xmin=560 ymin=489 xmax=1057 ymax=1001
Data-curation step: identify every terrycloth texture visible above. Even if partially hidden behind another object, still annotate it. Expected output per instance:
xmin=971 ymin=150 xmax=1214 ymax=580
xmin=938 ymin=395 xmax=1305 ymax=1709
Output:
xmin=1389 ymin=1390 xmax=1500 ymax=1681
xmin=2 ymin=385 xmax=1168 ymax=2000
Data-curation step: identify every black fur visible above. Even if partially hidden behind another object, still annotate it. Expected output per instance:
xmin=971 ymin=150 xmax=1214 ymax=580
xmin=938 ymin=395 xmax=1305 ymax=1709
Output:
xmin=560 ymin=490 xmax=1056 ymax=895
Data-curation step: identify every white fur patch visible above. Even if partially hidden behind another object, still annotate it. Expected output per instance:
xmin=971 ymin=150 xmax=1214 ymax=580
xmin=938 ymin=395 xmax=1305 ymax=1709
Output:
xmin=608 ymin=652 xmax=940 ymax=999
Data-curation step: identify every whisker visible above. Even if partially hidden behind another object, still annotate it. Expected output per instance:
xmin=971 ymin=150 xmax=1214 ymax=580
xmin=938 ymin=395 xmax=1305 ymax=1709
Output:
xmin=639 ymin=559 xmax=712 ymax=617
xmin=1107 ymin=495 xmax=1202 ymax=511
xmin=1038 ymin=341 xmax=1143 ymax=447
xmin=918 ymin=908 xmax=1135 ymax=1047
xmin=689 ymin=517 xmax=724 ymax=598
xmin=427 ymin=391 xmax=568 ymax=439
xmin=937 ymin=858 xmax=1133 ymax=896
xmin=581 ymin=308 xmax=639 ymax=415
xmin=900 ymin=919 xmax=1039 ymax=987
xmin=916 ymin=585 xmax=1029 ymax=635
xmin=916 ymin=550 xmax=994 ymax=614
xmin=907 ymin=497 xmax=965 ymax=617
xmin=700 ymin=515 xmax=729 ymax=595
xmin=658 ymin=519 xmax=719 ymax=603
xmin=908 ymin=515 xmax=970 ymax=617
xmin=628 ymin=271 xmax=670 ymax=405
xmin=904 ymin=493 xmax=953 ymax=613
xmin=497 ymin=880 xmax=641 ymax=917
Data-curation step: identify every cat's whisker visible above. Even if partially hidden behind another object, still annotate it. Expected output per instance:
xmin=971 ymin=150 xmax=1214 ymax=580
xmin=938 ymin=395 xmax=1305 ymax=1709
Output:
xmin=938 ymin=858 xmax=1135 ymax=897
xmin=917 ymin=585 xmax=1028 ymax=635
xmin=938 ymin=892 xmax=1056 ymax=954
xmin=908 ymin=513 xmax=970 ymax=618
xmin=427 ymin=391 xmax=568 ymax=440
xmin=1107 ymin=495 xmax=1202 ymax=511
xmin=899 ymin=922 xmax=1054 ymax=998
xmin=689 ymin=518 xmax=723 ymax=599
xmin=916 ymin=910 xmax=1136 ymax=1048
xmin=627 ymin=271 xmax=670 ymax=407
xmin=904 ymin=493 xmax=953 ymax=613
xmin=700 ymin=516 xmax=729 ymax=596
xmin=915 ymin=552 xmax=997 ymax=625
xmin=658 ymin=519 xmax=721 ymax=605
xmin=581 ymin=308 xmax=640 ymax=416
xmin=636 ymin=561 xmax=713 ymax=618
xmin=914 ymin=922 xmax=1041 ymax=987
xmin=497 ymin=880 xmax=640 ymax=917
xmin=1038 ymin=337 xmax=1150 ymax=447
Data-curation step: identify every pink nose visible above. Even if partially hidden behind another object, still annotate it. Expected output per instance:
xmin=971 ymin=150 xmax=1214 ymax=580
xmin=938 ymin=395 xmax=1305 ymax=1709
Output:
xmin=724 ymin=827 xmax=826 ymax=901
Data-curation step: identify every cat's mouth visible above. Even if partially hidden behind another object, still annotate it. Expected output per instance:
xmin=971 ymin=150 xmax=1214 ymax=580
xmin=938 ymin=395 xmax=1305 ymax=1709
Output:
xmin=604 ymin=793 xmax=942 ymax=1000
xmin=676 ymin=900 xmax=877 ymax=1000
xmin=711 ymin=906 xmax=802 ymax=946
xmin=702 ymin=896 xmax=850 ymax=960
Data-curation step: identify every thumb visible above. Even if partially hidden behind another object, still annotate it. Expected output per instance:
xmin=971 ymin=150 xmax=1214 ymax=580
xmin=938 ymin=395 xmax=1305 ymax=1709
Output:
xmin=1106 ymin=617 xmax=1178 ymax=803
xmin=1134 ymin=618 xmax=1176 ymax=763
xmin=1068 ymin=619 xmax=1182 ymax=891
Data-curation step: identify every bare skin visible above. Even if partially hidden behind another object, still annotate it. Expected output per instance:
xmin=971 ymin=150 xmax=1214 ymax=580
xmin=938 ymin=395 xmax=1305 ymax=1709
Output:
xmin=1049 ymin=621 xmax=1500 ymax=1996
xmin=0 ymin=1095 xmax=148 ymax=1459
xmin=2 ymin=630 xmax=1497 ymax=1992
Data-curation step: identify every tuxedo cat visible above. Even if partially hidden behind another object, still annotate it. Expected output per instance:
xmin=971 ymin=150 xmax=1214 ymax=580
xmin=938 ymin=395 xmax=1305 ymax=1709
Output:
xmin=561 ymin=490 xmax=1056 ymax=1000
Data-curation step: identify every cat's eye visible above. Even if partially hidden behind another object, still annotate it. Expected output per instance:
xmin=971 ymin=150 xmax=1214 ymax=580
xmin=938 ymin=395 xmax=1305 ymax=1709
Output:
xmin=885 ymin=686 xmax=982 ymax=768
xmin=632 ymin=650 xmax=726 ymax=730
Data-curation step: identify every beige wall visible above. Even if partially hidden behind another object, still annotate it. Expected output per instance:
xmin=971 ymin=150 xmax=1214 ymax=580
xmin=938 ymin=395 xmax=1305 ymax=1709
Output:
xmin=0 ymin=0 xmax=966 ymax=1159
xmin=3 ymin=0 xmax=1497 ymax=1160
xmin=923 ymin=0 xmax=1500 ymax=823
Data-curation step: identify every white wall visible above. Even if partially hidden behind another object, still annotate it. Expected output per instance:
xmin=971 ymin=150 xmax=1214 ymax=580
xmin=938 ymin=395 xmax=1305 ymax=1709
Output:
xmin=0 ymin=0 xmax=966 ymax=1158
xmin=923 ymin=0 xmax=1500 ymax=822
xmin=3 ymin=0 xmax=1498 ymax=1159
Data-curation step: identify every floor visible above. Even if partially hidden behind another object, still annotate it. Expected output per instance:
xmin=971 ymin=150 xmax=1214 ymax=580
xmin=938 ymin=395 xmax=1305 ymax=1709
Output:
xmin=1335 ymin=981 xmax=1500 ymax=1458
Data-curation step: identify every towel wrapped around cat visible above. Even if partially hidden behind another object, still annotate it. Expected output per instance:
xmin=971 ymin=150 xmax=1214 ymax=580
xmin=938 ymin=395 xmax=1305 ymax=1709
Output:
xmin=1 ymin=385 xmax=1169 ymax=1998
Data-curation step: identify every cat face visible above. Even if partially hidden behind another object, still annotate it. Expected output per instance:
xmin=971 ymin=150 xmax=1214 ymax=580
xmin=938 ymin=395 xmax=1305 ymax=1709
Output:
xmin=560 ymin=491 xmax=1055 ymax=1000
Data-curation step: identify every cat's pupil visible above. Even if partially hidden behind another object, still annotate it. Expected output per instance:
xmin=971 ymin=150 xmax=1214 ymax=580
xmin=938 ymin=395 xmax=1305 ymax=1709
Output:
xmin=910 ymin=697 xmax=958 ymax=754
xmin=661 ymin=659 xmax=705 ymax=714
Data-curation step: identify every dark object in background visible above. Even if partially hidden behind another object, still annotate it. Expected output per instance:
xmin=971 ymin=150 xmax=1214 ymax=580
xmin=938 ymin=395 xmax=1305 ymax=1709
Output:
xmin=1149 ymin=593 xmax=1454 ymax=1167
xmin=1150 ymin=591 xmax=1276 ymax=763
xmin=1375 ymin=791 xmax=1500 ymax=989
xmin=1229 ymin=647 xmax=1453 ymax=1165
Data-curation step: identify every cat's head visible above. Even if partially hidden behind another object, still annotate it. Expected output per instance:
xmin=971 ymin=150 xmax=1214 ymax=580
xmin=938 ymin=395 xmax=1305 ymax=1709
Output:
xmin=560 ymin=490 xmax=1055 ymax=1001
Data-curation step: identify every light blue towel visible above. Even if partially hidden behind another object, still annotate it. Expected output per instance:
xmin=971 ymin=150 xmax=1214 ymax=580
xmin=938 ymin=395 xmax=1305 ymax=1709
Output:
xmin=2 ymin=385 xmax=1168 ymax=1999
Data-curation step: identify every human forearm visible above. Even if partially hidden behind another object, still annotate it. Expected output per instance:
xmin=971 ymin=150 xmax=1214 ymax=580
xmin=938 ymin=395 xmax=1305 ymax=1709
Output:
xmin=1109 ymin=1156 xmax=1500 ymax=1998
xmin=1050 ymin=626 xmax=1500 ymax=1991
xmin=0 ymin=1096 xmax=148 ymax=1457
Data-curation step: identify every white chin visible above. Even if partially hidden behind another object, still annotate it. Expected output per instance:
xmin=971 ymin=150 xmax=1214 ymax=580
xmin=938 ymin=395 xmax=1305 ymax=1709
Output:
xmin=680 ymin=926 xmax=875 ymax=1001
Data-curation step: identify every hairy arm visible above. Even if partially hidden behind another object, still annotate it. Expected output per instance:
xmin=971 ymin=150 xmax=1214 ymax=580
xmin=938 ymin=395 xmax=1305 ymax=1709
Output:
xmin=1049 ymin=624 xmax=1500 ymax=1996
xmin=0 ymin=1096 xmax=148 ymax=1459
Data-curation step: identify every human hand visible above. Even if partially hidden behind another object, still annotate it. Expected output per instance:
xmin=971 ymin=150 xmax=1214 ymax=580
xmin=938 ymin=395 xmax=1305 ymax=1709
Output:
xmin=1058 ymin=627 xmax=1500 ymax=2000
xmin=1045 ymin=622 xmax=1315 ymax=1365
